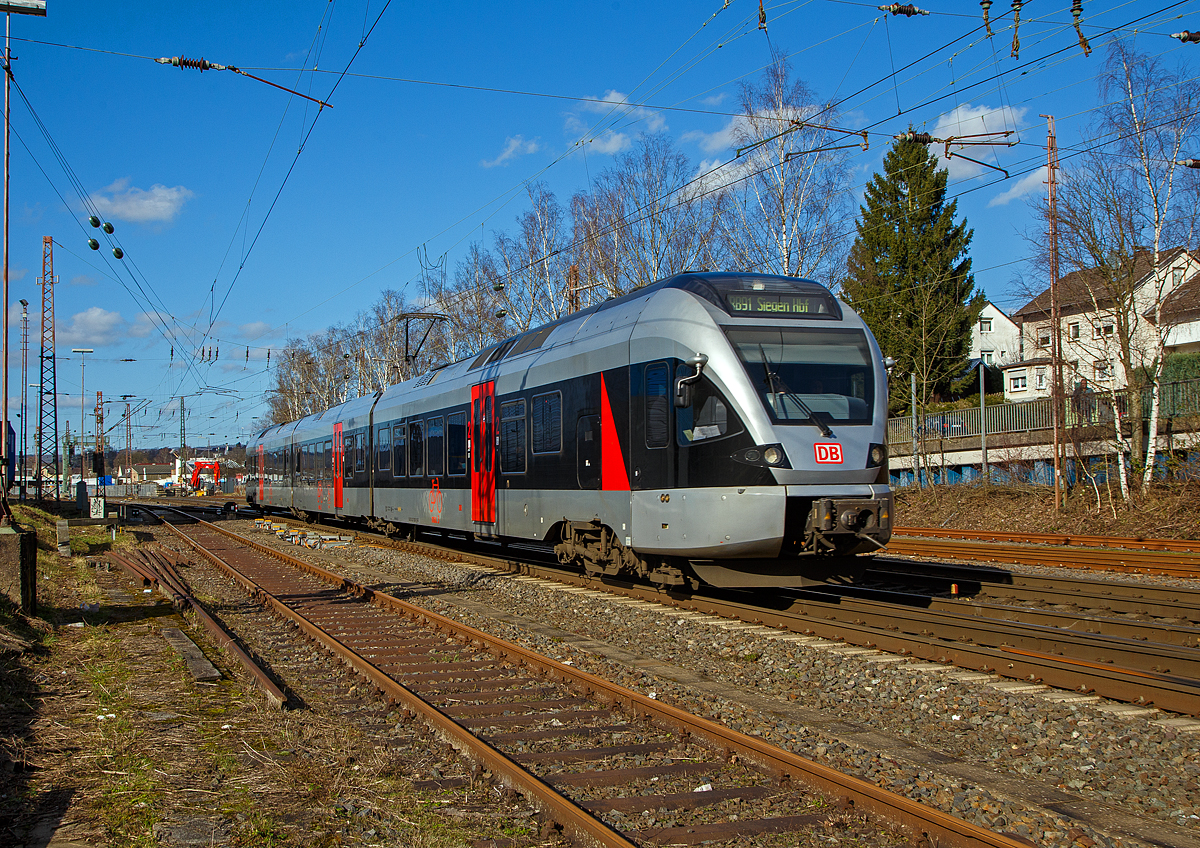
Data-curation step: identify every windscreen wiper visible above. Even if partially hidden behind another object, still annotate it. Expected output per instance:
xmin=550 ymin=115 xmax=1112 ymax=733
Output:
xmin=758 ymin=344 xmax=834 ymax=437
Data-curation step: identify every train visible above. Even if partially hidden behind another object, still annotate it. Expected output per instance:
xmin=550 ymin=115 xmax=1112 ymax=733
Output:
xmin=247 ymin=271 xmax=893 ymax=588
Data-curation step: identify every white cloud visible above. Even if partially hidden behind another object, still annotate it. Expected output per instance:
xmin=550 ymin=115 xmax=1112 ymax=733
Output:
xmin=70 ymin=274 xmax=96 ymax=287
xmin=236 ymin=320 xmax=274 ymax=340
xmin=588 ymin=130 xmax=631 ymax=155
xmin=59 ymin=306 xmax=126 ymax=347
xmin=481 ymin=135 xmax=540 ymax=168
xmin=931 ymin=104 xmax=1027 ymax=180
xmin=699 ymin=93 xmax=727 ymax=107
xmin=683 ymin=119 xmax=742 ymax=155
xmin=988 ymin=167 xmax=1047 ymax=207
xmin=9 ymin=268 xmax=26 ymax=282
xmin=90 ymin=178 xmax=194 ymax=223
xmin=565 ymin=90 xmax=665 ymax=155
xmin=128 ymin=311 xmax=167 ymax=339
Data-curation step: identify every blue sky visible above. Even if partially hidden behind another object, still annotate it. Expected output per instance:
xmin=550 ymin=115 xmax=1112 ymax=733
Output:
xmin=2 ymin=0 xmax=1197 ymax=450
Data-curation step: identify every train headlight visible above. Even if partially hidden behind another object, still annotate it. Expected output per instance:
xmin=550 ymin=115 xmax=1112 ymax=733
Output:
xmin=732 ymin=444 xmax=790 ymax=468
xmin=867 ymin=443 xmax=887 ymax=468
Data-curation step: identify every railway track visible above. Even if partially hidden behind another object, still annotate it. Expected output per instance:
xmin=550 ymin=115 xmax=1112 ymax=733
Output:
xmin=888 ymin=527 xmax=1200 ymax=578
xmin=121 ymin=501 xmax=1200 ymax=712
xmin=156 ymin=514 xmax=1026 ymax=848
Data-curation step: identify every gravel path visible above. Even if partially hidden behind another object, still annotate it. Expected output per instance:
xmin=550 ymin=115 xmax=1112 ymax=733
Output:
xmin=215 ymin=521 xmax=1200 ymax=848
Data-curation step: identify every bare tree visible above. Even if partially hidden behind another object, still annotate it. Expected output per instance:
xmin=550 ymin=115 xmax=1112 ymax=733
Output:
xmin=571 ymin=133 xmax=726 ymax=299
xmin=720 ymin=51 xmax=853 ymax=282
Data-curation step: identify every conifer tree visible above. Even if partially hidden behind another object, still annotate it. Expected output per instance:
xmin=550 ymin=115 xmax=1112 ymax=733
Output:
xmin=841 ymin=136 xmax=983 ymax=412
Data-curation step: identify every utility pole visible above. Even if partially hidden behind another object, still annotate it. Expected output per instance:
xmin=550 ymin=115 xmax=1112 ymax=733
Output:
xmin=567 ymin=264 xmax=580 ymax=313
xmin=180 ymin=395 xmax=186 ymax=483
xmin=979 ymin=361 xmax=988 ymax=480
xmin=124 ymin=401 xmax=131 ymax=484
xmin=1043 ymin=114 xmax=1065 ymax=509
xmin=72 ymin=348 xmax=92 ymax=479
xmin=35 ymin=236 xmax=59 ymax=501
xmin=93 ymin=390 xmax=103 ymax=484
xmin=17 ymin=297 xmax=26 ymax=500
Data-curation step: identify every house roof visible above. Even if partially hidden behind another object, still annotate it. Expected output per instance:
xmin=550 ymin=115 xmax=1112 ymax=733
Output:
xmin=1161 ymin=271 xmax=1200 ymax=321
xmin=1001 ymin=357 xmax=1052 ymax=370
xmin=1014 ymin=247 xmax=1187 ymax=319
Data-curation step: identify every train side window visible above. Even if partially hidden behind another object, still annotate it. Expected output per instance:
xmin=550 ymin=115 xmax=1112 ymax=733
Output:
xmin=320 ymin=441 xmax=328 ymax=482
xmin=447 ymin=412 xmax=467 ymax=476
xmin=645 ymin=363 xmax=670 ymax=448
xmin=500 ymin=400 xmax=526 ymax=473
xmin=343 ymin=436 xmax=353 ymax=479
xmin=409 ymin=420 xmax=424 ymax=477
xmin=531 ymin=391 xmax=562 ymax=454
xmin=427 ymin=417 xmax=445 ymax=477
xmin=392 ymin=423 xmax=407 ymax=477
xmin=377 ymin=426 xmax=391 ymax=472
xmin=678 ymin=376 xmax=741 ymax=444
xmin=354 ymin=432 xmax=365 ymax=473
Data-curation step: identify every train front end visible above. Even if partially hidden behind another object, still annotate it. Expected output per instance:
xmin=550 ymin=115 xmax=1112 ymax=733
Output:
xmin=630 ymin=272 xmax=891 ymax=587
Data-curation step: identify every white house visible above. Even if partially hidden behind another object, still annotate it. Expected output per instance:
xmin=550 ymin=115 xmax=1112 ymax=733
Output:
xmin=1002 ymin=247 xmax=1200 ymax=402
xmin=969 ymin=301 xmax=1021 ymax=368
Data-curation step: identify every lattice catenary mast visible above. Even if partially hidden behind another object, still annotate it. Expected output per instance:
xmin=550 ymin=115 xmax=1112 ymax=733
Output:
xmin=35 ymin=236 xmax=59 ymax=500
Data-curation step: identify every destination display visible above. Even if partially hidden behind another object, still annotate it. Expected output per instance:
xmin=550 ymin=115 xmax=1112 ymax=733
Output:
xmin=725 ymin=291 xmax=834 ymax=318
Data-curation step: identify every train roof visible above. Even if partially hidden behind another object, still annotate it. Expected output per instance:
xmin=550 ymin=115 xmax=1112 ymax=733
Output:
xmin=253 ymin=271 xmax=847 ymax=441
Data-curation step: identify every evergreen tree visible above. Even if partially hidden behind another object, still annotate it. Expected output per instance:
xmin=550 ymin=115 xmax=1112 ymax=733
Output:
xmin=841 ymin=136 xmax=983 ymax=413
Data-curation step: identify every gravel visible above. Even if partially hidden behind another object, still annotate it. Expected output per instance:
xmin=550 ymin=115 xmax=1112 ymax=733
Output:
xmin=224 ymin=520 xmax=1200 ymax=848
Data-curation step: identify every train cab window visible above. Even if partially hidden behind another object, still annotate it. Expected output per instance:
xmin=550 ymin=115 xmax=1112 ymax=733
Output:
xmin=354 ymin=432 xmax=366 ymax=473
xmin=500 ymin=400 xmax=527 ymax=473
xmin=343 ymin=436 xmax=353 ymax=479
xmin=409 ymin=420 xmax=424 ymax=477
xmin=677 ymin=375 xmax=741 ymax=444
xmin=377 ymin=426 xmax=391 ymax=472
xmin=726 ymin=327 xmax=875 ymax=425
xmin=531 ymin=391 xmax=562 ymax=454
xmin=645 ymin=363 xmax=670 ymax=448
xmin=392 ymin=423 xmax=407 ymax=477
xmin=447 ymin=412 xmax=467 ymax=476
xmin=427 ymin=417 xmax=445 ymax=477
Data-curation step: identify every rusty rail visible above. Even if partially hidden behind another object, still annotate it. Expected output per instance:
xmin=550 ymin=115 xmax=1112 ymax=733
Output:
xmin=884 ymin=535 xmax=1200 ymax=578
xmin=107 ymin=548 xmax=287 ymax=709
xmin=163 ymin=517 xmax=1030 ymax=848
xmin=894 ymin=526 xmax=1200 ymax=553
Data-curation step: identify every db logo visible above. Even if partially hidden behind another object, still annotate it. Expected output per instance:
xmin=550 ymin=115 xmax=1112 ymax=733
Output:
xmin=814 ymin=443 xmax=843 ymax=464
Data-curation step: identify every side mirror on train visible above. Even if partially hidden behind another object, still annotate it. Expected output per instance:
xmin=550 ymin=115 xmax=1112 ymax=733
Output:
xmin=674 ymin=352 xmax=709 ymax=408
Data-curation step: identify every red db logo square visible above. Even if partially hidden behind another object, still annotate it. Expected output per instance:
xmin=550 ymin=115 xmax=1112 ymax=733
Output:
xmin=814 ymin=443 xmax=843 ymax=464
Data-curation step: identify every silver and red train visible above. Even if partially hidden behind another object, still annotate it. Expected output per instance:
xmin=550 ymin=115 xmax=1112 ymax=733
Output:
xmin=247 ymin=272 xmax=893 ymax=587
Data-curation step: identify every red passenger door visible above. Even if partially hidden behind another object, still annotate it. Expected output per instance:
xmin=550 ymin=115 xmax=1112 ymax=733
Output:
xmin=471 ymin=382 xmax=496 ymax=524
xmin=257 ymin=445 xmax=264 ymax=503
xmin=333 ymin=422 xmax=344 ymax=510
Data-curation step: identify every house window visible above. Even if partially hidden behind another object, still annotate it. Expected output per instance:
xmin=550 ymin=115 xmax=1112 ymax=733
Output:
xmin=1174 ymin=268 xmax=1184 ymax=287
xmin=1035 ymin=368 xmax=1047 ymax=390
xmin=1068 ymin=322 xmax=1080 ymax=340
xmin=1010 ymin=374 xmax=1028 ymax=391
xmin=1093 ymin=322 xmax=1114 ymax=338
xmin=1094 ymin=360 xmax=1113 ymax=380
xmin=981 ymin=350 xmax=994 ymax=365
xmin=1036 ymin=327 xmax=1051 ymax=348
xmin=979 ymin=317 xmax=993 ymax=333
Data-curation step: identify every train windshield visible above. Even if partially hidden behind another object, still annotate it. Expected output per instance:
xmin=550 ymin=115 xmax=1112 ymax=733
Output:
xmin=725 ymin=327 xmax=875 ymax=425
